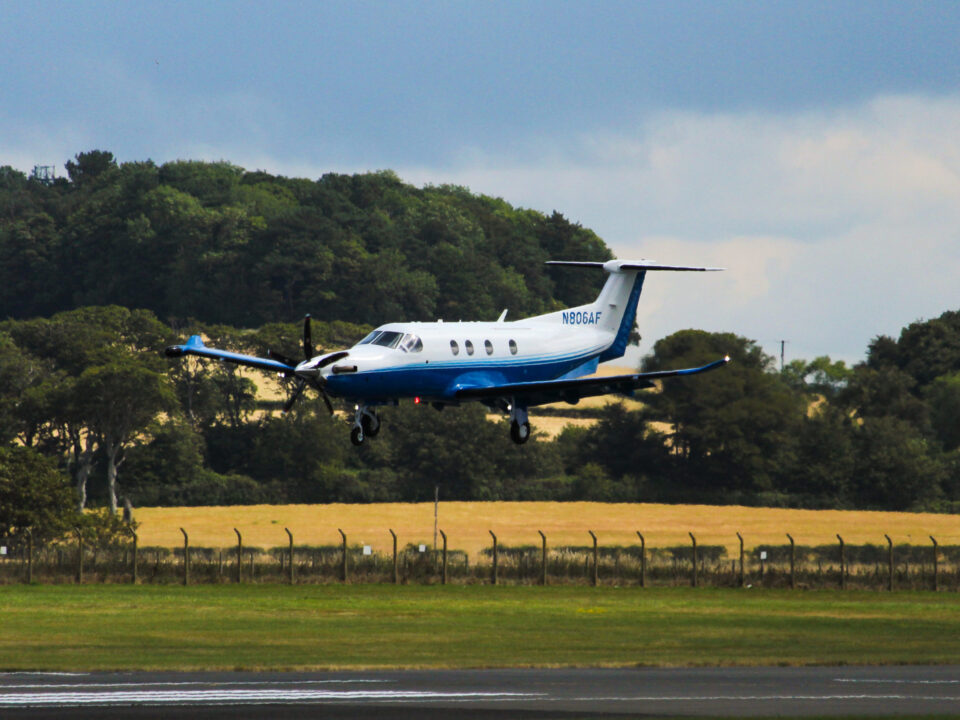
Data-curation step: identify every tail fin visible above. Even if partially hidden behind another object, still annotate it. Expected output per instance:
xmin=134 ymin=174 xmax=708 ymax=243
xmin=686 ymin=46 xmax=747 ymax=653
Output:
xmin=545 ymin=259 xmax=723 ymax=363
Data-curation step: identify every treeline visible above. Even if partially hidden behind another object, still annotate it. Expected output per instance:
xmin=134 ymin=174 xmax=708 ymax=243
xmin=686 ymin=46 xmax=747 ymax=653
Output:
xmin=0 ymin=151 xmax=610 ymax=327
xmin=2 ymin=153 xmax=960 ymax=544
xmin=3 ymin=305 xmax=960 ymax=532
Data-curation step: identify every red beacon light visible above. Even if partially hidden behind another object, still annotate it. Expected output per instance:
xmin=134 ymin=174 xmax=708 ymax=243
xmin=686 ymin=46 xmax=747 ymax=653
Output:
xmin=414 ymin=396 xmax=421 ymax=404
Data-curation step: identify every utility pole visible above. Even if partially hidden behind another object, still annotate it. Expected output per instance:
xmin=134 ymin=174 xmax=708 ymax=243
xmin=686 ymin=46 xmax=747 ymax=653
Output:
xmin=780 ymin=340 xmax=789 ymax=372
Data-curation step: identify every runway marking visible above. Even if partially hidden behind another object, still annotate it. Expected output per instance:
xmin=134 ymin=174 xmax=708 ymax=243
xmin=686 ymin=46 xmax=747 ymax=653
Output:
xmin=834 ymin=678 xmax=960 ymax=684
xmin=0 ymin=689 xmax=543 ymax=707
xmin=1 ymin=680 xmax=389 ymax=690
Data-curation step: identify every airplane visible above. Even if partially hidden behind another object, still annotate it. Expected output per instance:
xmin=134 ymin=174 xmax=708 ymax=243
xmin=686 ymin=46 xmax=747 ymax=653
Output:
xmin=165 ymin=259 xmax=729 ymax=446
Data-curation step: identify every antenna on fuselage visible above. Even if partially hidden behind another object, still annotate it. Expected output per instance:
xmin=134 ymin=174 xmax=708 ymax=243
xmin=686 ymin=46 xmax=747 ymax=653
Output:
xmin=497 ymin=309 xmax=508 ymax=322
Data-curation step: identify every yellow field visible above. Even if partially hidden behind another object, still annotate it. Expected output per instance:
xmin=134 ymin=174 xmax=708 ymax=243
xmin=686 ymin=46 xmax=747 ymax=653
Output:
xmin=133 ymin=502 xmax=960 ymax=557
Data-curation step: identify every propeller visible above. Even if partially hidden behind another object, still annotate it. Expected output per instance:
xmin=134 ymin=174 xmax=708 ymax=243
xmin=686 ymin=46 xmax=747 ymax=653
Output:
xmin=277 ymin=314 xmax=339 ymax=416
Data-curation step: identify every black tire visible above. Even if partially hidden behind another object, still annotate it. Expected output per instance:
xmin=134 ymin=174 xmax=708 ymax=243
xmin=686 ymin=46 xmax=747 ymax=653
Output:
xmin=350 ymin=425 xmax=365 ymax=446
xmin=361 ymin=411 xmax=380 ymax=437
xmin=510 ymin=420 xmax=531 ymax=445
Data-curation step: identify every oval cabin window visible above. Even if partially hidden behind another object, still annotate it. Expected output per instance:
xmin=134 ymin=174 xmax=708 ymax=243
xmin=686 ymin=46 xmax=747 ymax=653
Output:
xmin=484 ymin=339 xmax=493 ymax=355
xmin=465 ymin=340 xmax=474 ymax=356
xmin=450 ymin=340 xmax=459 ymax=356
xmin=509 ymin=339 xmax=518 ymax=355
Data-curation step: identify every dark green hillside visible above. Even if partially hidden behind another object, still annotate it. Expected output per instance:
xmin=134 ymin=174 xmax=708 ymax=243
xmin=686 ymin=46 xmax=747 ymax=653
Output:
xmin=0 ymin=152 xmax=610 ymax=327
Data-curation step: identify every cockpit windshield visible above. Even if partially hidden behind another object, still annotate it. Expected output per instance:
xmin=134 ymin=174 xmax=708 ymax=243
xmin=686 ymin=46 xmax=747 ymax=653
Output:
xmin=357 ymin=330 xmax=422 ymax=352
xmin=371 ymin=330 xmax=403 ymax=348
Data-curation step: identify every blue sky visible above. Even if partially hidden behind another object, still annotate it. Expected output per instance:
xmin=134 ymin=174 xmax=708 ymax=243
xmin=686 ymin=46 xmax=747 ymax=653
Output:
xmin=3 ymin=1 xmax=960 ymax=364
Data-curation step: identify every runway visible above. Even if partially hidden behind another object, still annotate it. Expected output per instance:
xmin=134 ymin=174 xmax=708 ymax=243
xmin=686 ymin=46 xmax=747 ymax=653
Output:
xmin=2 ymin=666 xmax=959 ymax=718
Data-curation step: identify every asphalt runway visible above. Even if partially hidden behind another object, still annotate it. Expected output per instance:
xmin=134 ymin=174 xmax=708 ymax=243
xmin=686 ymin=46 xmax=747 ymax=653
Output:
xmin=2 ymin=666 xmax=959 ymax=719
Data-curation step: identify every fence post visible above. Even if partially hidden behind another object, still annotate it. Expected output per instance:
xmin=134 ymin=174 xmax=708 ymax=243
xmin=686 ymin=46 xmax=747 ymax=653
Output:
xmin=285 ymin=528 xmax=294 ymax=585
xmin=338 ymin=528 xmax=348 ymax=583
xmin=538 ymin=530 xmax=547 ymax=586
xmin=389 ymin=529 xmax=398 ymax=584
xmin=130 ymin=528 xmax=138 ymax=584
xmin=588 ymin=530 xmax=598 ymax=587
xmin=736 ymin=532 xmax=744 ymax=587
xmin=75 ymin=526 xmax=83 ymax=584
xmin=489 ymin=530 xmax=498 ymax=585
xmin=786 ymin=533 xmax=795 ymax=589
xmin=636 ymin=531 xmax=646 ymax=588
xmin=930 ymin=536 xmax=939 ymax=592
xmin=25 ymin=529 xmax=33 ymax=584
xmin=885 ymin=534 xmax=894 ymax=591
xmin=180 ymin=527 xmax=189 ymax=586
xmin=687 ymin=532 xmax=697 ymax=587
xmin=439 ymin=529 xmax=448 ymax=585
xmin=234 ymin=528 xmax=242 ymax=583
xmin=837 ymin=534 xmax=845 ymax=590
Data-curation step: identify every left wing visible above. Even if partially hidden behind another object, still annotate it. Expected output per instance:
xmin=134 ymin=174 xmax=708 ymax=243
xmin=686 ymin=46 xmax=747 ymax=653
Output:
xmin=455 ymin=356 xmax=730 ymax=407
xmin=164 ymin=335 xmax=297 ymax=374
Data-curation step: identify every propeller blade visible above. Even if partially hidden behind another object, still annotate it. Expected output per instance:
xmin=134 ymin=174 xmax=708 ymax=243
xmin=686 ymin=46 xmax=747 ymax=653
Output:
xmin=282 ymin=379 xmax=306 ymax=414
xmin=267 ymin=349 xmax=299 ymax=368
xmin=319 ymin=387 xmax=335 ymax=415
xmin=303 ymin=314 xmax=313 ymax=360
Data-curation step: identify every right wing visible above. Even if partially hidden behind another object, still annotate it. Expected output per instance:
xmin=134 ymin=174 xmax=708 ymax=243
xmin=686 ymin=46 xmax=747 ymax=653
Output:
xmin=454 ymin=356 xmax=730 ymax=407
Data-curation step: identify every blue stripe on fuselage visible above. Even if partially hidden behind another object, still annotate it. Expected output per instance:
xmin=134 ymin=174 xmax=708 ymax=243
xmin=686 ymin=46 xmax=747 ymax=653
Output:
xmin=324 ymin=348 xmax=602 ymax=401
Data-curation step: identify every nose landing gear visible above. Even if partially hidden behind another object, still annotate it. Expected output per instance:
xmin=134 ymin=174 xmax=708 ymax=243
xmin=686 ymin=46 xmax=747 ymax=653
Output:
xmin=351 ymin=405 xmax=381 ymax=446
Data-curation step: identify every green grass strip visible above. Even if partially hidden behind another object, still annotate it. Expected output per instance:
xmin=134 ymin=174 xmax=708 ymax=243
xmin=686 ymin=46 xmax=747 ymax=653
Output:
xmin=1 ymin=585 xmax=958 ymax=671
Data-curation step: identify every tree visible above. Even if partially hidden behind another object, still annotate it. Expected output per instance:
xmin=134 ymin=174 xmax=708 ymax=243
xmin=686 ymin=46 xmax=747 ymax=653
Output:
xmin=65 ymin=150 xmax=117 ymax=186
xmin=77 ymin=357 xmax=178 ymax=513
xmin=642 ymin=330 xmax=805 ymax=496
xmin=0 ymin=445 xmax=77 ymax=543
xmin=850 ymin=416 xmax=945 ymax=510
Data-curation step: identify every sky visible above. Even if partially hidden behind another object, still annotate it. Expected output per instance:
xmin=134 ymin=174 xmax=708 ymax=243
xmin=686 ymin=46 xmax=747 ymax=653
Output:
xmin=3 ymin=1 xmax=960 ymax=366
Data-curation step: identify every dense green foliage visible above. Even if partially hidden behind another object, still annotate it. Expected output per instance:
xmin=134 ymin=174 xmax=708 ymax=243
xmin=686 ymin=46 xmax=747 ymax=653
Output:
xmin=0 ymin=152 xmax=610 ymax=326
xmin=2 ymin=152 xmax=959 ymax=516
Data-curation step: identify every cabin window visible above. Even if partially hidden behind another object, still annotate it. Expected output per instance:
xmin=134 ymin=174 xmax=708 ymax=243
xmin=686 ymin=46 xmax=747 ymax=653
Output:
xmin=509 ymin=339 xmax=518 ymax=355
xmin=399 ymin=334 xmax=423 ymax=353
xmin=450 ymin=340 xmax=459 ymax=356
xmin=465 ymin=340 xmax=474 ymax=356
xmin=484 ymin=339 xmax=493 ymax=355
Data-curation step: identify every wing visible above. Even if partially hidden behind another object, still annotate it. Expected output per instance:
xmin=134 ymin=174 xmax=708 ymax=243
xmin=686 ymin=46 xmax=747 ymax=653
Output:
xmin=164 ymin=335 xmax=296 ymax=374
xmin=455 ymin=356 xmax=730 ymax=407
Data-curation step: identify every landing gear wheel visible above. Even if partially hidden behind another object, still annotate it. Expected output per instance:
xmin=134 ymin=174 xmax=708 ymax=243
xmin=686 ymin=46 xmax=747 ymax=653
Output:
xmin=510 ymin=420 xmax=531 ymax=445
xmin=361 ymin=411 xmax=380 ymax=437
xmin=350 ymin=425 xmax=365 ymax=446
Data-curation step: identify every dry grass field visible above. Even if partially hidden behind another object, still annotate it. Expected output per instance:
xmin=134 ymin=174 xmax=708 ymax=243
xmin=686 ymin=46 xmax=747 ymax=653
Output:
xmin=133 ymin=502 xmax=960 ymax=558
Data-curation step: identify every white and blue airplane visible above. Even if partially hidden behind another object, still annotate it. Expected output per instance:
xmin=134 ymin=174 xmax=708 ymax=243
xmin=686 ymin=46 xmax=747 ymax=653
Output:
xmin=165 ymin=259 xmax=728 ymax=446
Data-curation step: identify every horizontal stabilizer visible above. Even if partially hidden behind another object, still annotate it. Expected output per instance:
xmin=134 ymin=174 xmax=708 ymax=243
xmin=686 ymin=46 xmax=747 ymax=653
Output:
xmin=546 ymin=260 xmax=724 ymax=272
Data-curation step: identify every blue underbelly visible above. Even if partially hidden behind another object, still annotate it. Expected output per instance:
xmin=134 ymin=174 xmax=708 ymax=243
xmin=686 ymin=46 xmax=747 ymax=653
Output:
xmin=325 ymin=352 xmax=597 ymax=401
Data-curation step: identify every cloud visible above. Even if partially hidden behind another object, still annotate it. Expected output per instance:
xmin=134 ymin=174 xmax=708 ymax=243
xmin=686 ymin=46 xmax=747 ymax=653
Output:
xmin=394 ymin=94 xmax=960 ymax=364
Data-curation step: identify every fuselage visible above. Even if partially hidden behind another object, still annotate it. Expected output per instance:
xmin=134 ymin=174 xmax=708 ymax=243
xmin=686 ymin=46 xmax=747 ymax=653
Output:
xmin=322 ymin=318 xmax=611 ymax=403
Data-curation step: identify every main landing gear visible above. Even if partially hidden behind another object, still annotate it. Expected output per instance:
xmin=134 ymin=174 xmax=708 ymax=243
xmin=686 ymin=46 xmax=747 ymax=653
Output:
xmin=351 ymin=405 xmax=381 ymax=446
xmin=509 ymin=405 xmax=530 ymax=445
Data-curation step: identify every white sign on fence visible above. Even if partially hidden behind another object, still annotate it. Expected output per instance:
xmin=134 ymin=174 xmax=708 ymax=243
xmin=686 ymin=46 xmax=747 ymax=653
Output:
xmin=760 ymin=551 xmax=767 ymax=560
xmin=0 ymin=546 xmax=6 ymax=556
xmin=362 ymin=545 xmax=372 ymax=556
xmin=418 ymin=544 xmax=426 ymax=553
